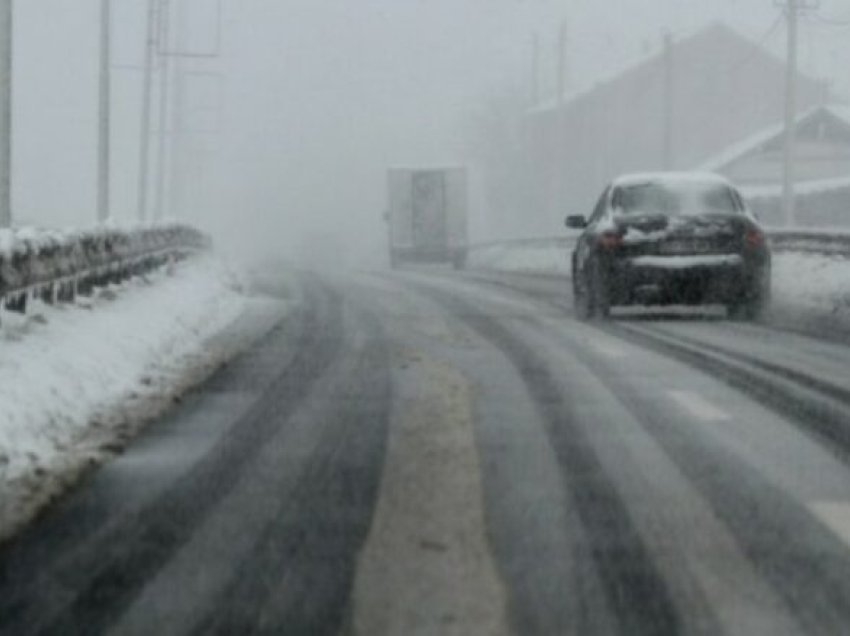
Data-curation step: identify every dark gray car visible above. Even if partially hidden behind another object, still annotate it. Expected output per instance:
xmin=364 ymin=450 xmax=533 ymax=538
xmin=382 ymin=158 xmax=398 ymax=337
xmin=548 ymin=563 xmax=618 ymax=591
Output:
xmin=566 ymin=172 xmax=771 ymax=319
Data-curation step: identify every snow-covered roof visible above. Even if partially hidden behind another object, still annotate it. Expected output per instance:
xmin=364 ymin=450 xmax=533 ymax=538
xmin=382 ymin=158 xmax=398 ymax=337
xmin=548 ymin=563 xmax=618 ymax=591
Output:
xmin=741 ymin=174 xmax=850 ymax=199
xmin=699 ymin=104 xmax=850 ymax=172
xmin=698 ymin=120 xmax=790 ymax=172
xmin=527 ymin=23 xmax=811 ymax=119
xmin=824 ymin=105 xmax=850 ymax=126
xmin=527 ymin=31 xmax=672 ymax=116
xmin=526 ymin=22 xmax=720 ymax=117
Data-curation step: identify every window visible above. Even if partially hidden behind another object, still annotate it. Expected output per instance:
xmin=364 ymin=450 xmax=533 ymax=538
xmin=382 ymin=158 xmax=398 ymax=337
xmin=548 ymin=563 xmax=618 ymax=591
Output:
xmin=589 ymin=186 xmax=610 ymax=224
xmin=612 ymin=182 xmax=740 ymax=216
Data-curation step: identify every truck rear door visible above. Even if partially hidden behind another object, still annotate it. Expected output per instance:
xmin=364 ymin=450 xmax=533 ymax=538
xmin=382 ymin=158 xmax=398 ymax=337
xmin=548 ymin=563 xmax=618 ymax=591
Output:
xmin=411 ymin=171 xmax=448 ymax=251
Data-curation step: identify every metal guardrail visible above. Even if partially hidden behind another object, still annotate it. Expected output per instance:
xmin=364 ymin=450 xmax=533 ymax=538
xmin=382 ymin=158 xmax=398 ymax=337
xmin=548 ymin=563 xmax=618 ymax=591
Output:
xmin=465 ymin=228 xmax=850 ymax=263
xmin=0 ymin=223 xmax=208 ymax=314
xmin=467 ymin=236 xmax=576 ymax=251
xmin=766 ymin=228 xmax=850 ymax=256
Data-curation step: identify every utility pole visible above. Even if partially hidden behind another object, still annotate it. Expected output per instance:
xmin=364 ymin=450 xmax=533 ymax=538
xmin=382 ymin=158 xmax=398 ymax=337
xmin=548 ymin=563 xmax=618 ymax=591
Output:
xmin=154 ymin=0 xmax=170 ymax=221
xmin=169 ymin=0 xmax=187 ymax=219
xmin=556 ymin=20 xmax=568 ymax=106
xmin=531 ymin=32 xmax=540 ymax=107
xmin=663 ymin=31 xmax=674 ymax=170
xmin=137 ymin=0 xmax=157 ymax=223
xmin=777 ymin=0 xmax=819 ymax=227
xmin=0 ymin=0 xmax=12 ymax=228
xmin=782 ymin=0 xmax=799 ymax=227
xmin=97 ymin=0 xmax=111 ymax=224
xmin=159 ymin=0 xmax=222 ymax=221
xmin=556 ymin=20 xmax=569 ymax=217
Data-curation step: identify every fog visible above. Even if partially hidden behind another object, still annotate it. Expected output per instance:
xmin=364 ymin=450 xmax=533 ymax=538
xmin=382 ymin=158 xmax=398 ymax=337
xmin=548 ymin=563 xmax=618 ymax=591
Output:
xmin=9 ymin=0 xmax=850 ymax=267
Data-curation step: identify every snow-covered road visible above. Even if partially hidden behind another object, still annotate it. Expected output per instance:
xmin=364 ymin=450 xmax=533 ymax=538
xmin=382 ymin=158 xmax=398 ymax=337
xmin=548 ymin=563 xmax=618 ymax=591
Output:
xmin=4 ymin=268 xmax=850 ymax=634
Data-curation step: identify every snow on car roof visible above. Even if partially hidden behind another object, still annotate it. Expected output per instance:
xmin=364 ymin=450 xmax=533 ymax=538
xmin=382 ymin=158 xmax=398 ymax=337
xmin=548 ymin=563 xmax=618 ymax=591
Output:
xmin=611 ymin=172 xmax=735 ymax=188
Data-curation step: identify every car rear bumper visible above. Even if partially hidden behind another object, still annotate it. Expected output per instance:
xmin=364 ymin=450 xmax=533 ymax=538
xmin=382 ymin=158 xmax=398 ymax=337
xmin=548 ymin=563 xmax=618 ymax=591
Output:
xmin=607 ymin=253 xmax=765 ymax=305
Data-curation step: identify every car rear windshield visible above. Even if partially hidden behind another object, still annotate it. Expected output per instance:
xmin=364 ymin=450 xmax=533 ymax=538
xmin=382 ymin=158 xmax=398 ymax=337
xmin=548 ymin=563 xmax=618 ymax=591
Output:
xmin=612 ymin=182 xmax=741 ymax=216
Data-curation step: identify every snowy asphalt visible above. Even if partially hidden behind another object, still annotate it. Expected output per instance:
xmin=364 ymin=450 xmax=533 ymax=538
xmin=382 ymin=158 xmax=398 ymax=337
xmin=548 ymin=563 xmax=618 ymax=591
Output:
xmin=3 ymin=267 xmax=850 ymax=634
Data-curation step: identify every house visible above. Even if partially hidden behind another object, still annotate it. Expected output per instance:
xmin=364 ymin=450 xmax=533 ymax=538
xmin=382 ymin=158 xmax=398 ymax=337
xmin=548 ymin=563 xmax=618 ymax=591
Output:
xmin=700 ymin=105 xmax=850 ymax=226
xmin=495 ymin=23 xmax=831 ymax=235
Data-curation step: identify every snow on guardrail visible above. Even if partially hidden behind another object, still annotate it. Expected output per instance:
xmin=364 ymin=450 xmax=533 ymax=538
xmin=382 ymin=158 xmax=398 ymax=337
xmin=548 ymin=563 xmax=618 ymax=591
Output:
xmin=464 ymin=236 xmax=575 ymax=274
xmin=0 ymin=223 xmax=208 ymax=315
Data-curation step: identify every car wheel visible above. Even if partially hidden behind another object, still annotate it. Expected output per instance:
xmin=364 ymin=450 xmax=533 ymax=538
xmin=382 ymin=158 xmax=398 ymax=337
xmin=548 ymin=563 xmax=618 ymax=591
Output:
xmin=744 ymin=283 xmax=770 ymax=320
xmin=729 ymin=279 xmax=770 ymax=322
xmin=744 ymin=296 xmax=767 ymax=320
xmin=573 ymin=267 xmax=595 ymax=320
xmin=589 ymin=261 xmax=611 ymax=319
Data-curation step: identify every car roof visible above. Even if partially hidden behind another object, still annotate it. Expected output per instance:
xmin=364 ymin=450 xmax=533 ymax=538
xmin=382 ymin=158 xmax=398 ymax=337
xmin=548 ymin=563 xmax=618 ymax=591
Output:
xmin=611 ymin=171 xmax=735 ymax=189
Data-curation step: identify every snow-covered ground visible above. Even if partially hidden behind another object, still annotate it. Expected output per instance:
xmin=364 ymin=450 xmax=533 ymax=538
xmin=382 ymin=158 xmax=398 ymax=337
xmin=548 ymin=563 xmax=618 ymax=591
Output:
xmin=467 ymin=242 xmax=850 ymax=326
xmin=771 ymin=252 xmax=850 ymax=325
xmin=467 ymin=240 xmax=572 ymax=274
xmin=0 ymin=256 xmax=291 ymax=541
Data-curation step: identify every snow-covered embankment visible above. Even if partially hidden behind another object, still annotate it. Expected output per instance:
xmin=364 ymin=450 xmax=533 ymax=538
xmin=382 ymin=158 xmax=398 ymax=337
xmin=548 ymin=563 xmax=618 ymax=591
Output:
xmin=0 ymin=256 xmax=289 ymax=540
xmin=467 ymin=241 xmax=850 ymax=327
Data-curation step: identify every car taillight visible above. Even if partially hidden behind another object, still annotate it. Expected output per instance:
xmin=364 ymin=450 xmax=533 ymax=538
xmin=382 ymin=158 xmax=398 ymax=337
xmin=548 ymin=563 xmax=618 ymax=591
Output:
xmin=744 ymin=229 xmax=765 ymax=248
xmin=598 ymin=232 xmax=623 ymax=250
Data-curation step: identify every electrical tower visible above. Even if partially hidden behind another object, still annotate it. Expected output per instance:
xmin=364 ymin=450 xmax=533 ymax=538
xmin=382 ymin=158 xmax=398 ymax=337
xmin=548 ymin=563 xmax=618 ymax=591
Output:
xmin=0 ymin=0 xmax=12 ymax=228
xmin=152 ymin=0 xmax=222 ymax=222
xmin=97 ymin=0 xmax=111 ymax=225
xmin=137 ymin=0 xmax=158 ymax=223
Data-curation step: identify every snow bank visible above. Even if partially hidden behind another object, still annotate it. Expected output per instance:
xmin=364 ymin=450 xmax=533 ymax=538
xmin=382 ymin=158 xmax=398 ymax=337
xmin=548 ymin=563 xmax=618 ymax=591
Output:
xmin=772 ymin=252 xmax=850 ymax=317
xmin=468 ymin=242 xmax=850 ymax=325
xmin=0 ymin=255 xmax=287 ymax=539
xmin=466 ymin=240 xmax=572 ymax=274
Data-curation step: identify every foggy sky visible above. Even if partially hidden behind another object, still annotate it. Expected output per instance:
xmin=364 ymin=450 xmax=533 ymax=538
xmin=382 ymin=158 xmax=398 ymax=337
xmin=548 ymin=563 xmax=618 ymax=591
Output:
xmin=9 ymin=0 xmax=850 ymax=264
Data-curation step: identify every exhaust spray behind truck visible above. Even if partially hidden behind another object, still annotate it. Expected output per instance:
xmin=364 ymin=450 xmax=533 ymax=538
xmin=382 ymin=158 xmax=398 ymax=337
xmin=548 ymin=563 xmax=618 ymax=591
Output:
xmin=386 ymin=167 xmax=468 ymax=269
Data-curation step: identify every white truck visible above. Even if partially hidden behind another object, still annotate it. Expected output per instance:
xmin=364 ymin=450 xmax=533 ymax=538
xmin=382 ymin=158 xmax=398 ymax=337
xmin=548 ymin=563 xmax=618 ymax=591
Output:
xmin=386 ymin=167 xmax=468 ymax=269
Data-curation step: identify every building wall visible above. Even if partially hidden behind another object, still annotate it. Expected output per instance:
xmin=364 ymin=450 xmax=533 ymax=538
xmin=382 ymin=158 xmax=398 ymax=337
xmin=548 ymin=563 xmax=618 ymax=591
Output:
xmin=724 ymin=140 xmax=850 ymax=185
xmin=750 ymin=186 xmax=850 ymax=227
xmin=514 ymin=24 xmax=827 ymax=233
xmin=719 ymin=109 xmax=850 ymax=186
